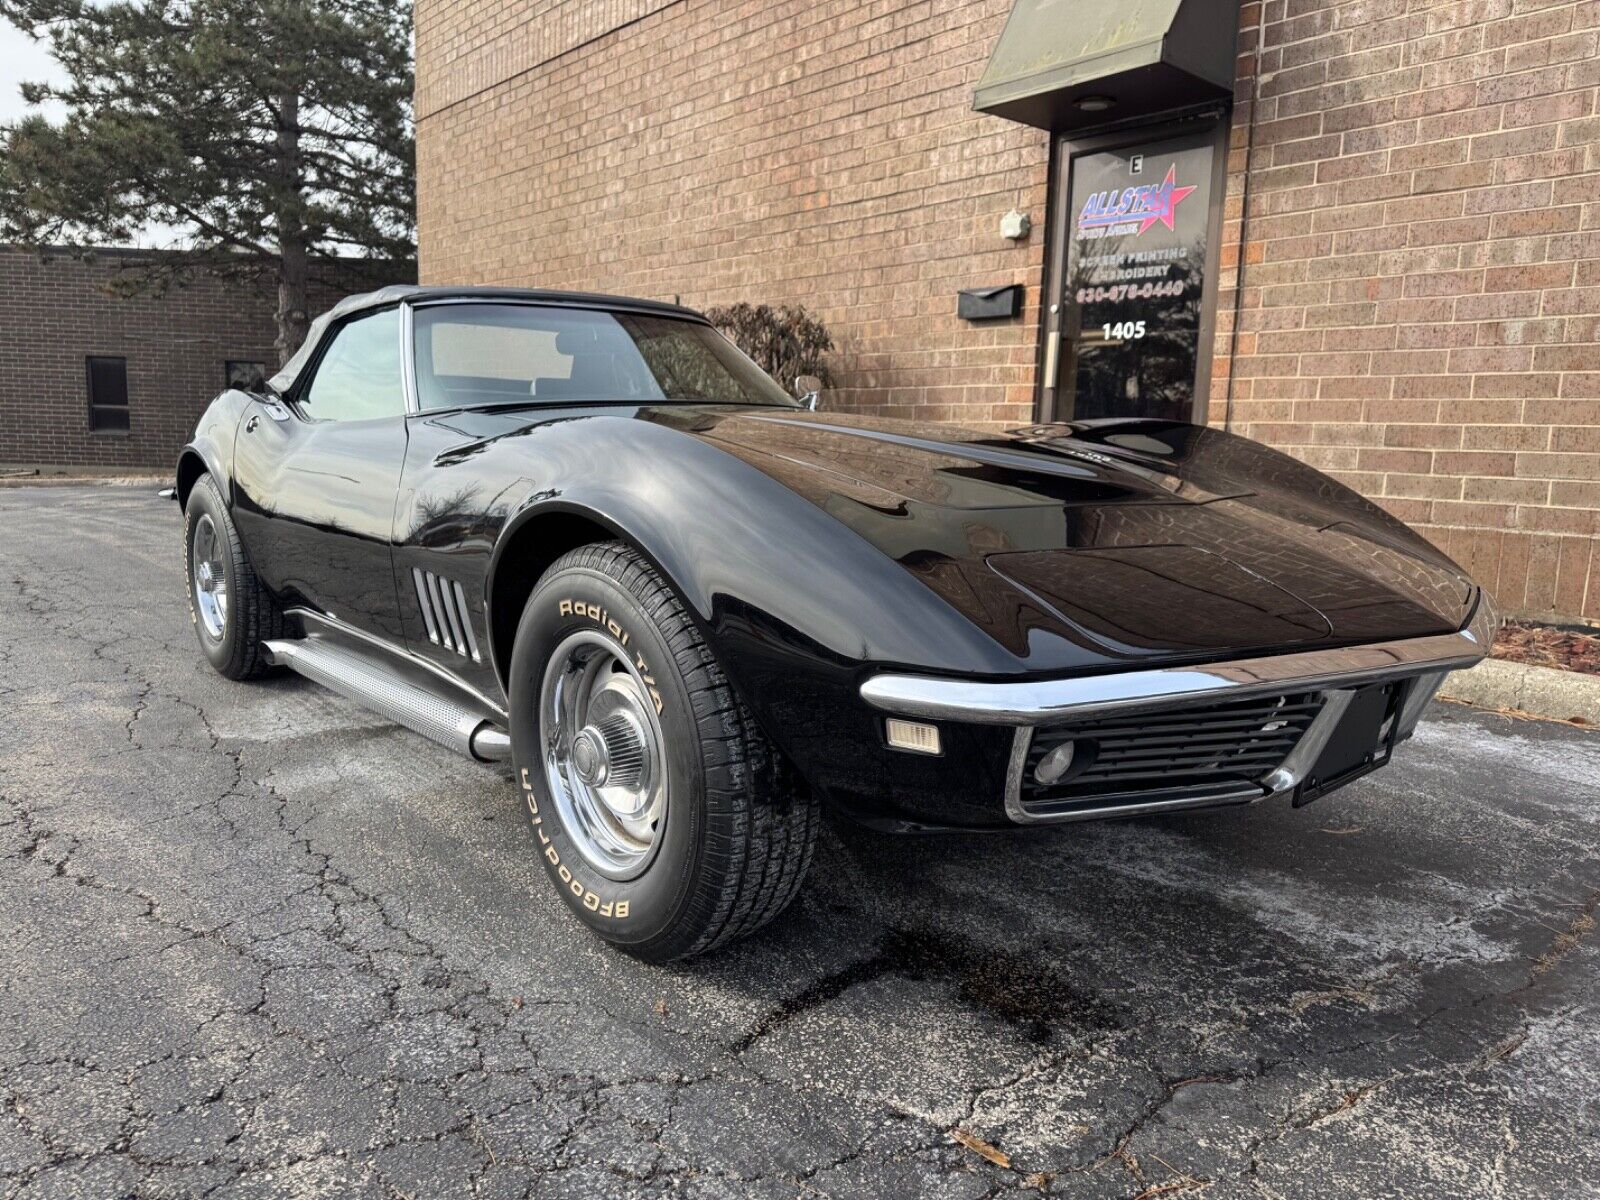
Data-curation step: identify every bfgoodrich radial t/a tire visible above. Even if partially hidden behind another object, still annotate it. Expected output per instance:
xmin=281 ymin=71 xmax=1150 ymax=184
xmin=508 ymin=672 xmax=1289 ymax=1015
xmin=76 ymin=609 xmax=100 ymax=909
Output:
xmin=183 ymin=474 xmax=284 ymax=680
xmin=508 ymin=541 xmax=818 ymax=962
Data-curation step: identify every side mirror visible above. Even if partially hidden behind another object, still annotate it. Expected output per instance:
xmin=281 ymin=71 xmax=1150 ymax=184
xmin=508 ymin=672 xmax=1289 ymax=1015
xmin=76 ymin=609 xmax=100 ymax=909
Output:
xmin=793 ymin=374 xmax=823 ymax=411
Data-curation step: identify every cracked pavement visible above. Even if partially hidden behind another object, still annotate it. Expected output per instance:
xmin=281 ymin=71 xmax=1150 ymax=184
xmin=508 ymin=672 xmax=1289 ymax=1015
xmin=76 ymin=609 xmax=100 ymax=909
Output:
xmin=1 ymin=484 xmax=1597 ymax=1199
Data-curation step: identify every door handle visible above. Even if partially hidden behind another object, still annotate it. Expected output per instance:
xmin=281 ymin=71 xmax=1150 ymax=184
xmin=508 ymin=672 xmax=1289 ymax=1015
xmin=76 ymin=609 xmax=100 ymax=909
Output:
xmin=1042 ymin=331 xmax=1061 ymax=388
xmin=245 ymin=414 xmax=260 ymax=433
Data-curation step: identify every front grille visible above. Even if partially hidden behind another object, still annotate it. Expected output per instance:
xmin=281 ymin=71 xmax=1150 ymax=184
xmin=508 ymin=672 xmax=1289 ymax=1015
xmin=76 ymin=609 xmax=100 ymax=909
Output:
xmin=1020 ymin=691 xmax=1325 ymax=818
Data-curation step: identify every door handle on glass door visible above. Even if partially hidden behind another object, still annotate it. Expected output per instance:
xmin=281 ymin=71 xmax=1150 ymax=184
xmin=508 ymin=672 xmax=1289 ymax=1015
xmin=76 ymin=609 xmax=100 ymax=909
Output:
xmin=1042 ymin=331 xmax=1061 ymax=388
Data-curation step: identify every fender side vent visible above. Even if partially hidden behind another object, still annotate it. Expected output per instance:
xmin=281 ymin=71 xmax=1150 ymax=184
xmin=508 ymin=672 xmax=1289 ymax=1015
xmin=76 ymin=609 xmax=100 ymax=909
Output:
xmin=413 ymin=568 xmax=481 ymax=662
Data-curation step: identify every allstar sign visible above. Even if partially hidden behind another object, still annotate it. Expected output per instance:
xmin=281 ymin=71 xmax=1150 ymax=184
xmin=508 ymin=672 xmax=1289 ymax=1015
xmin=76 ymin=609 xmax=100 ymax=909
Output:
xmin=1077 ymin=165 xmax=1199 ymax=236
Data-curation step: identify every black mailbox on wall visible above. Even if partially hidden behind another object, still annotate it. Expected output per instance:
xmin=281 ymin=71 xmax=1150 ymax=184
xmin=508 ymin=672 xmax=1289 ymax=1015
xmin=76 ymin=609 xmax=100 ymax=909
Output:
xmin=957 ymin=284 xmax=1023 ymax=321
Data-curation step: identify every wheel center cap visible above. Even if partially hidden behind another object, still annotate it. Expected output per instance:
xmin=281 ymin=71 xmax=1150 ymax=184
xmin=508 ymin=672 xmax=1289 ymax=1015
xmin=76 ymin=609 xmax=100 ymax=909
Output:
xmin=571 ymin=728 xmax=608 ymax=785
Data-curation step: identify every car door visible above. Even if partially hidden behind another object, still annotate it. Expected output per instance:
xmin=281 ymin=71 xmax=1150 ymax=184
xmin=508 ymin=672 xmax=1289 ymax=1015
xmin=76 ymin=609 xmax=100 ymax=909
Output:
xmin=231 ymin=305 xmax=410 ymax=644
xmin=390 ymin=301 xmax=581 ymax=696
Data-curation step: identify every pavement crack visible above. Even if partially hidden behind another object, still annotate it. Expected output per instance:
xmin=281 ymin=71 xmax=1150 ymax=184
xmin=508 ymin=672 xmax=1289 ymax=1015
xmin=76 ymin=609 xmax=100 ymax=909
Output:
xmin=1528 ymin=888 xmax=1598 ymax=983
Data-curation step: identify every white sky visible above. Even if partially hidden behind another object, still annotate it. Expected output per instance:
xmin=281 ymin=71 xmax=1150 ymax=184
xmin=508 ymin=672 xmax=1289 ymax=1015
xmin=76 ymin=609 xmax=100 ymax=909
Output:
xmin=1 ymin=17 xmax=183 ymax=247
xmin=0 ymin=19 xmax=65 ymax=123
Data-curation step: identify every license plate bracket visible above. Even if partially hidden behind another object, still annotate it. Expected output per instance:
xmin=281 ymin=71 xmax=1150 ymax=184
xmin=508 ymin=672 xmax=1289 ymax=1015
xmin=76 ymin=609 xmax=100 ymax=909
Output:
xmin=1294 ymin=682 xmax=1399 ymax=807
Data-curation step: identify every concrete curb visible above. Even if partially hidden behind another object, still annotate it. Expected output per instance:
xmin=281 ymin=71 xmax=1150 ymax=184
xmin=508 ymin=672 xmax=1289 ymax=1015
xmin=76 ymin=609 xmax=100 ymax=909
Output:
xmin=0 ymin=474 xmax=167 ymax=489
xmin=1440 ymin=657 xmax=1600 ymax=725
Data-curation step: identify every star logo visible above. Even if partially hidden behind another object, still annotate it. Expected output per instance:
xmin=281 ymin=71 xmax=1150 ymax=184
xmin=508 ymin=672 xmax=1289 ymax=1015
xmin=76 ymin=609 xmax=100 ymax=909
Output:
xmin=1136 ymin=165 xmax=1198 ymax=234
xmin=1076 ymin=164 xmax=1200 ymax=238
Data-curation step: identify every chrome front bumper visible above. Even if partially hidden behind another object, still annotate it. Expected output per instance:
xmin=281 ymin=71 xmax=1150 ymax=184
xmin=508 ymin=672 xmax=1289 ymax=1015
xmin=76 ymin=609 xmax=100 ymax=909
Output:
xmin=860 ymin=593 xmax=1499 ymax=824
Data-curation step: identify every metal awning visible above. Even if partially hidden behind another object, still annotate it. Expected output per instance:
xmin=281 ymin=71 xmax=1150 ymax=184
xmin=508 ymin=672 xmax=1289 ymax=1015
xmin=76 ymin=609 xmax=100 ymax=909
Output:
xmin=973 ymin=0 xmax=1239 ymax=133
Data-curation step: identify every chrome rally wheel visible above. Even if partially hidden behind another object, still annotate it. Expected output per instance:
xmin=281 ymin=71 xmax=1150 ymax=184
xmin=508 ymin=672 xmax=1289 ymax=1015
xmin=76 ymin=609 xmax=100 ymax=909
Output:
xmin=183 ymin=471 xmax=284 ymax=681
xmin=509 ymin=540 xmax=819 ymax=962
xmin=539 ymin=629 xmax=668 ymax=880
xmin=190 ymin=513 xmax=229 ymax=640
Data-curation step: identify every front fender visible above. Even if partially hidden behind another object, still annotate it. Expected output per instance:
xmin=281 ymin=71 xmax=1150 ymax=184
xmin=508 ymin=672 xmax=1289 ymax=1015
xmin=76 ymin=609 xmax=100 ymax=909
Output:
xmin=478 ymin=418 xmax=1024 ymax=820
xmin=486 ymin=419 xmax=1017 ymax=680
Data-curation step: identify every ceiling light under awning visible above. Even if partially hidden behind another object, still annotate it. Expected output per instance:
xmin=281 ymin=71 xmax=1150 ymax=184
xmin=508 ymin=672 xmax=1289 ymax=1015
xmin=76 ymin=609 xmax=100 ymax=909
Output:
xmin=973 ymin=0 xmax=1240 ymax=133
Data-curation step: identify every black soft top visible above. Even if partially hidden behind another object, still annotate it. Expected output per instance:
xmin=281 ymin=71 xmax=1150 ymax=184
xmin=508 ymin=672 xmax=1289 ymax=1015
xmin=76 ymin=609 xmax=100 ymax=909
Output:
xmin=268 ymin=285 xmax=706 ymax=394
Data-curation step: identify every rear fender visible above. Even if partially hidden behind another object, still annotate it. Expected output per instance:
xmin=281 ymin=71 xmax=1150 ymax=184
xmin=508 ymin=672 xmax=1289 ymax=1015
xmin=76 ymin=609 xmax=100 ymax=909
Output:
xmin=176 ymin=389 xmax=255 ymax=507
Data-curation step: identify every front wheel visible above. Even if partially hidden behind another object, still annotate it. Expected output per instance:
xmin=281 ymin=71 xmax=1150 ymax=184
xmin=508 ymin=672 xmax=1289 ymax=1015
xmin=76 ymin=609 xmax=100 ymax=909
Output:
xmin=508 ymin=542 xmax=818 ymax=962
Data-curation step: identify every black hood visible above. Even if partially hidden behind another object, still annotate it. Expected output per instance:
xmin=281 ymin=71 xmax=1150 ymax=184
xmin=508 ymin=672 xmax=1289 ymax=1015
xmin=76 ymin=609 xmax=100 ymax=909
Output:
xmin=670 ymin=408 xmax=1476 ymax=669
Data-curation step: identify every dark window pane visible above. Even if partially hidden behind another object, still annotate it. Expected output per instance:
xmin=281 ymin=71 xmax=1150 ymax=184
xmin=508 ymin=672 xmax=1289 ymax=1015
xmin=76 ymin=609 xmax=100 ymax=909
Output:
xmin=300 ymin=308 xmax=404 ymax=421
xmin=1063 ymin=133 xmax=1215 ymax=423
xmin=86 ymin=356 xmax=129 ymax=431
xmin=226 ymin=360 xmax=268 ymax=391
xmin=88 ymin=405 xmax=130 ymax=432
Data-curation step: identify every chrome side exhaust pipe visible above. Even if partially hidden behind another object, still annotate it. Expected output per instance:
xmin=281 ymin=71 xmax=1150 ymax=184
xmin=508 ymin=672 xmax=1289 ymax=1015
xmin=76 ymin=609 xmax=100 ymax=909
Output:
xmin=469 ymin=726 xmax=511 ymax=761
xmin=263 ymin=639 xmax=512 ymax=762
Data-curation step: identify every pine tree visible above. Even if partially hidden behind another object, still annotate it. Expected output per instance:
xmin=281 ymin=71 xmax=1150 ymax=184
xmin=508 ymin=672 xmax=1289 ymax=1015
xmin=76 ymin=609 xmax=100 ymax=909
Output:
xmin=0 ymin=0 xmax=415 ymax=362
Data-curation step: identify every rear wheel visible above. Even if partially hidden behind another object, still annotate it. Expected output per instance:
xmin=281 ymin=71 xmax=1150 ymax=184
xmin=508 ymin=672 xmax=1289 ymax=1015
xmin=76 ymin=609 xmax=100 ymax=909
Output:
xmin=509 ymin=541 xmax=818 ymax=962
xmin=184 ymin=474 xmax=283 ymax=680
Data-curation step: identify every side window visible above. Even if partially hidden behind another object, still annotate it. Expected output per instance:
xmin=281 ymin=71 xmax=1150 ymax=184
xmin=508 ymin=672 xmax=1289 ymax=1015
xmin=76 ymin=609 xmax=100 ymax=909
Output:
xmin=299 ymin=308 xmax=404 ymax=421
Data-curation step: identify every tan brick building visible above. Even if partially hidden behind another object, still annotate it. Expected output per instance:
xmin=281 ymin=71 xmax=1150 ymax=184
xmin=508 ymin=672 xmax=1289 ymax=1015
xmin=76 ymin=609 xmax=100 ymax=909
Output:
xmin=416 ymin=0 xmax=1600 ymax=624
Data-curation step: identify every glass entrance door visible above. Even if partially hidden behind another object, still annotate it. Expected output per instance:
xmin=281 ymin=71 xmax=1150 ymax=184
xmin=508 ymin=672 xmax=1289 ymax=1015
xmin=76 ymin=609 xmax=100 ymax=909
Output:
xmin=1041 ymin=123 xmax=1224 ymax=425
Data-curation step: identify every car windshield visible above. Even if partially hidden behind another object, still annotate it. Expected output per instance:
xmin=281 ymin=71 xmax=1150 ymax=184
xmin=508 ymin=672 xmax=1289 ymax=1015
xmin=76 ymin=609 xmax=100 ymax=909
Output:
xmin=412 ymin=303 xmax=799 ymax=411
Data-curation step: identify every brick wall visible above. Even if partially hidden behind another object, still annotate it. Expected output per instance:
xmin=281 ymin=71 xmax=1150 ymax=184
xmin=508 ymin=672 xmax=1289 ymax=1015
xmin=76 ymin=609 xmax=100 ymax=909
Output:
xmin=415 ymin=0 xmax=1052 ymax=426
xmin=1224 ymin=0 xmax=1600 ymax=622
xmin=0 ymin=247 xmax=408 ymax=471
xmin=416 ymin=0 xmax=1599 ymax=621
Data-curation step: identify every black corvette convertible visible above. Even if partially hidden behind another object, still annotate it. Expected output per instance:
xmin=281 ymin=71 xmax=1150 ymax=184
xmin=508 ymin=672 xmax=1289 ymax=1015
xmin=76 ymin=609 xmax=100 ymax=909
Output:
xmin=176 ymin=285 xmax=1497 ymax=960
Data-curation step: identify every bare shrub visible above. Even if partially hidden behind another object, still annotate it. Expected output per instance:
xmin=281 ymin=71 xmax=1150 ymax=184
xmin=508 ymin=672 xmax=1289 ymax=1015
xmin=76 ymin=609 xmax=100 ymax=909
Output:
xmin=704 ymin=302 xmax=835 ymax=391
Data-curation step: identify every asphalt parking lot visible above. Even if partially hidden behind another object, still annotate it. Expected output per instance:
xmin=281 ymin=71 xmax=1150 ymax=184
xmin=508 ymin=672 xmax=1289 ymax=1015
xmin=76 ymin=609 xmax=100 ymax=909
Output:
xmin=1 ymin=484 xmax=1597 ymax=1199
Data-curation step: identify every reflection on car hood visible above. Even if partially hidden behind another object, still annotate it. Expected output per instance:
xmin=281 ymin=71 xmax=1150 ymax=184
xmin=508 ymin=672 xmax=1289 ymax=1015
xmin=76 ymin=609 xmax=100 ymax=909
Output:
xmin=664 ymin=407 xmax=1477 ymax=668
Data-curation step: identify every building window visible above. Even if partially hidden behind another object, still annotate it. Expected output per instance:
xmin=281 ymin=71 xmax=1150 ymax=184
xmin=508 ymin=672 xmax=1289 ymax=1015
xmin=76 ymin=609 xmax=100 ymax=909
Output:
xmin=225 ymin=360 xmax=268 ymax=392
xmin=86 ymin=356 xmax=130 ymax=433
